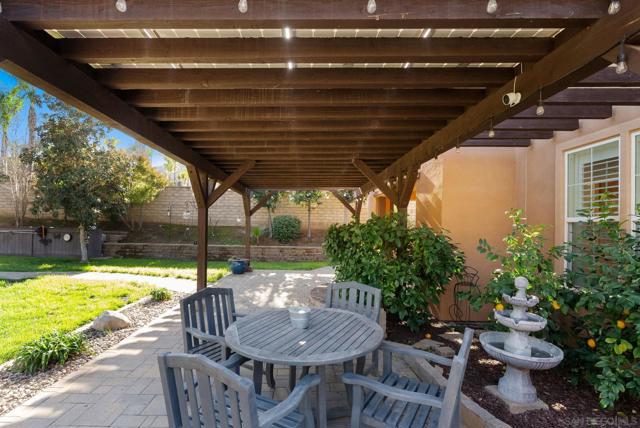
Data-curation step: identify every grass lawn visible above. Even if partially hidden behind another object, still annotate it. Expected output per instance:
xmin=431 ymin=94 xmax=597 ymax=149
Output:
xmin=0 ymin=275 xmax=152 ymax=363
xmin=0 ymin=256 xmax=330 ymax=282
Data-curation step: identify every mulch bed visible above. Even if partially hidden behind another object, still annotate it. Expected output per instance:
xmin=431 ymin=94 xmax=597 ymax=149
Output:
xmin=386 ymin=314 xmax=640 ymax=428
xmin=0 ymin=292 xmax=186 ymax=416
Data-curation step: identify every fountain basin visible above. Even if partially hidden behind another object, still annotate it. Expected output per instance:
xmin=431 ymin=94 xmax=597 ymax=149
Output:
xmin=494 ymin=310 xmax=547 ymax=332
xmin=480 ymin=332 xmax=563 ymax=370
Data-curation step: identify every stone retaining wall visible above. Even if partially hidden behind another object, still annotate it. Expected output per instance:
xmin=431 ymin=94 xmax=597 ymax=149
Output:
xmin=103 ymin=242 xmax=326 ymax=262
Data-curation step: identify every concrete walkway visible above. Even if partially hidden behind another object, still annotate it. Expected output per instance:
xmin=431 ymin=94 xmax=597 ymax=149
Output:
xmin=0 ymin=267 xmax=423 ymax=428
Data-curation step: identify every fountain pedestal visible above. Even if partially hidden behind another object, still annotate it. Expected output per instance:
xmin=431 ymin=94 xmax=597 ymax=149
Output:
xmin=479 ymin=276 xmax=564 ymax=413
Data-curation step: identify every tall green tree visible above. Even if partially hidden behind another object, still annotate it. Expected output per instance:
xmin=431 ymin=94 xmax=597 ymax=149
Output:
xmin=23 ymin=106 xmax=131 ymax=262
xmin=121 ymin=154 xmax=168 ymax=231
xmin=19 ymin=85 xmax=42 ymax=148
xmin=290 ymin=190 xmax=326 ymax=240
xmin=252 ymin=191 xmax=284 ymax=238
xmin=0 ymin=83 xmax=26 ymax=158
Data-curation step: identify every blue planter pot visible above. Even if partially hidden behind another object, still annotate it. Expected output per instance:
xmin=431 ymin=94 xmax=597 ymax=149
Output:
xmin=230 ymin=260 xmax=246 ymax=275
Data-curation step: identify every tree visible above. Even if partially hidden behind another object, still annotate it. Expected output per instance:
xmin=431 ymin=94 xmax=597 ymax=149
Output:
xmin=290 ymin=190 xmax=326 ymax=240
xmin=1 ymin=141 xmax=34 ymax=227
xmin=120 ymin=154 xmax=168 ymax=231
xmin=162 ymin=155 xmax=188 ymax=186
xmin=251 ymin=190 xmax=284 ymax=238
xmin=23 ymin=106 xmax=131 ymax=262
xmin=0 ymin=83 xmax=26 ymax=158
xmin=19 ymin=85 xmax=42 ymax=148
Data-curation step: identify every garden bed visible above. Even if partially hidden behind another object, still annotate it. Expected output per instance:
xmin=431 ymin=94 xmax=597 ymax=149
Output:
xmin=0 ymin=291 xmax=185 ymax=416
xmin=386 ymin=314 xmax=640 ymax=428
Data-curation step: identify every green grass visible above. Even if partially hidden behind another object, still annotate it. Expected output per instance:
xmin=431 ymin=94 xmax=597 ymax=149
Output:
xmin=0 ymin=256 xmax=330 ymax=282
xmin=0 ymin=275 xmax=152 ymax=363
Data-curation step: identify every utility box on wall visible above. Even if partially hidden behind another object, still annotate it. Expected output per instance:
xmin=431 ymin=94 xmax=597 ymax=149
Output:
xmin=0 ymin=227 xmax=103 ymax=258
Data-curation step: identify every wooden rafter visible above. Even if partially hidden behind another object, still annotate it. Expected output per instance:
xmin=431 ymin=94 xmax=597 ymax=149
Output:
xmin=207 ymin=160 xmax=256 ymax=207
xmin=353 ymin=159 xmax=398 ymax=205
xmin=166 ymin=120 xmax=447 ymax=133
xmin=331 ymin=191 xmax=357 ymax=216
xmin=0 ymin=17 xmax=246 ymax=193
xmin=2 ymin=0 xmax=606 ymax=29
xmin=97 ymin=68 xmax=514 ymax=90
xmin=363 ymin=4 xmax=640 ymax=190
xmin=182 ymin=133 xmax=427 ymax=142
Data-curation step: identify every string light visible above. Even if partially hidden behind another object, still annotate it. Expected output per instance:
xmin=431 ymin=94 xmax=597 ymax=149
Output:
xmin=536 ymin=90 xmax=545 ymax=116
xmin=422 ymin=28 xmax=432 ymax=39
xmin=283 ymin=27 xmax=292 ymax=39
xmin=486 ymin=0 xmax=498 ymax=14
xmin=238 ymin=0 xmax=248 ymax=13
xmin=367 ymin=0 xmax=377 ymax=14
xmin=616 ymin=39 xmax=628 ymax=75
xmin=608 ymin=0 xmax=621 ymax=15
xmin=115 ymin=0 xmax=127 ymax=13
xmin=403 ymin=62 xmax=411 ymax=69
xmin=488 ymin=117 xmax=496 ymax=138
xmin=287 ymin=61 xmax=295 ymax=70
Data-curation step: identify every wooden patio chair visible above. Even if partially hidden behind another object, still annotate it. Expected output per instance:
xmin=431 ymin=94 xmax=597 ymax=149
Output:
xmin=341 ymin=328 xmax=474 ymax=428
xmin=158 ymin=353 xmax=320 ymax=428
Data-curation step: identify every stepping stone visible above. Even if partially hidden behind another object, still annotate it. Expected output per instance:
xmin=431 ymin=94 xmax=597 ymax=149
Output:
xmin=439 ymin=331 xmax=464 ymax=345
xmin=413 ymin=339 xmax=444 ymax=352
xmin=433 ymin=346 xmax=455 ymax=358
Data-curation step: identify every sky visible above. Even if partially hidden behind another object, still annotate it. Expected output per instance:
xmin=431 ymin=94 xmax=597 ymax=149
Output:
xmin=0 ymin=69 xmax=166 ymax=167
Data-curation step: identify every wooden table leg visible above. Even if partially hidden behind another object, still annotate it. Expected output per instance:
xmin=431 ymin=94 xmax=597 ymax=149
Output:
xmin=253 ymin=361 xmax=263 ymax=395
xmin=316 ymin=365 xmax=327 ymax=428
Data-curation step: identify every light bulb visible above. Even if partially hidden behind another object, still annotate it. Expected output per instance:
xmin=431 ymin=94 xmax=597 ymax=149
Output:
xmin=486 ymin=0 xmax=498 ymax=14
xmin=115 ymin=0 xmax=127 ymax=13
xmin=283 ymin=27 xmax=292 ymax=39
xmin=0 ymin=2 xmax=3 ymax=14
xmin=616 ymin=58 xmax=628 ymax=74
xmin=367 ymin=0 xmax=377 ymax=14
xmin=608 ymin=0 xmax=621 ymax=15
xmin=287 ymin=61 xmax=295 ymax=70
xmin=403 ymin=62 xmax=410 ymax=69
xmin=536 ymin=101 xmax=545 ymax=116
xmin=422 ymin=28 xmax=432 ymax=39
xmin=238 ymin=0 xmax=248 ymax=13
xmin=488 ymin=128 xmax=496 ymax=138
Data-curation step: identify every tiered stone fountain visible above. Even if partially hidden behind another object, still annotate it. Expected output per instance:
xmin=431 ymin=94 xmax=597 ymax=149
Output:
xmin=479 ymin=277 xmax=564 ymax=412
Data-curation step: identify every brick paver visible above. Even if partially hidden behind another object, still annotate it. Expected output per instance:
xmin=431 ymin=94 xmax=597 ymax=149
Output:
xmin=0 ymin=269 xmax=417 ymax=428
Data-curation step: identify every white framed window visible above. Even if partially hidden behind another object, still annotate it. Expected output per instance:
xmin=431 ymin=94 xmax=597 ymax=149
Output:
xmin=565 ymin=138 xmax=620 ymax=245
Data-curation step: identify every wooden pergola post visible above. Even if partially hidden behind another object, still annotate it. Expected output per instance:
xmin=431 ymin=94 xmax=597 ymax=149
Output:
xmin=331 ymin=190 xmax=364 ymax=224
xmin=242 ymin=191 xmax=251 ymax=260
xmin=187 ymin=166 xmax=211 ymax=291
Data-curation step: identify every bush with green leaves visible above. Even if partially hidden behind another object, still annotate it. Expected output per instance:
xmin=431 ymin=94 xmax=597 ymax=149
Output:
xmin=12 ymin=331 xmax=86 ymax=374
xmin=562 ymin=202 xmax=640 ymax=409
xmin=458 ymin=209 xmax=567 ymax=342
xmin=325 ymin=214 xmax=465 ymax=331
xmin=272 ymin=215 xmax=301 ymax=243
xmin=150 ymin=287 xmax=172 ymax=302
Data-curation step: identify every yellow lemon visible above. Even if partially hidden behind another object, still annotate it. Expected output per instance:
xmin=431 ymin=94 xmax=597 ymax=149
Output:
xmin=551 ymin=300 xmax=561 ymax=311
xmin=495 ymin=303 xmax=505 ymax=312
xmin=617 ymin=320 xmax=626 ymax=329
xmin=424 ymin=333 xmax=432 ymax=339
xmin=587 ymin=338 xmax=596 ymax=349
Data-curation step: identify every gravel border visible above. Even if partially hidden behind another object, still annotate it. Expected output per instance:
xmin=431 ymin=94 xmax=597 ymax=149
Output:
xmin=0 ymin=292 xmax=186 ymax=416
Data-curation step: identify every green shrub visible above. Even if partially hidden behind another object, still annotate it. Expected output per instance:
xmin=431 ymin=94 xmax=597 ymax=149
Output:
xmin=150 ymin=287 xmax=172 ymax=302
xmin=562 ymin=202 xmax=640 ymax=409
xmin=324 ymin=214 xmax=465 ymax=331
xmin=272 ymin=215 xmax=301 ymax=243
xmin=251 ymin=226 xmax=262 ymax=244
xmin=458 ymin=209 xmax=566 ymax=342
xmin=13 ymin=331 xmax=86 ymax=374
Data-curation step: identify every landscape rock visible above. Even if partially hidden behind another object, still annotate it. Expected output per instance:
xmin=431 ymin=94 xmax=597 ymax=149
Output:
xmin=413 ymin=339 xmax=445 ymax=352
xmin=433 ymin=346 xmax=456 ymax=358
xmin=439 ymin=331 xmax=464 ymax=345
xmin=92 ymin=310 xmax=132 ymax=331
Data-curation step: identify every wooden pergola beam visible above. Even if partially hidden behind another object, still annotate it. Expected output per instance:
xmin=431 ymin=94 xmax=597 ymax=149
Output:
xmin=496 ymin=118 xmax=580 ymax=131
xmin=186 ymin=166 xmax=211 ymax=291
xmin=353 ymin=159 xmax=398 ymax=205
xmin=546 ymin=87 xmax=640 ymax=105
xmin=249 ymin=192 xmax=274 ymax=217
xmin=330 ymin=191 xmax=357 ymax=216
xmin=462 ymin=139 xmax=531 ymax=147
xmin=144 ymin=106 xmax=464 ymax=122
xmin=123 ymin=89 xmax=485 ymax=108
xmin=0 ymin=17 xmax=246 ymax=193
xmin=68 ymin=38 xmax=549 ymax=65
xmin=166 ymin=120 xmax=447 ymax=133
xmin=98 ymin=68 xmax=513 ymax=90
xmin=2 ymin=0 xmax=605 ymax=29
xmin=183 ymin=133 xmax=427 ymax=143
xmin=207 ymin=160 xmax=256 ymax=207
xmin=515 ymin=104 xmax=612 ymax=119
xmin=365 ymin=5 xmax=640 ymax=188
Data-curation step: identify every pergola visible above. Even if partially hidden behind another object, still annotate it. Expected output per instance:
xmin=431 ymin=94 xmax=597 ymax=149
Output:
xmin=1 ymin=1 xmax=639 ymax=289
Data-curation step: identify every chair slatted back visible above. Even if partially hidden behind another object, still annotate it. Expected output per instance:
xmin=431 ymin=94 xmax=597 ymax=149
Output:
xmin=325 ymin=281 xmax=381 ymax=322
xmin=158 ymin=353 xmax=259 ymax=428
xmin=181 ymin=288 xmax=237 ymax=352
xmin=438 ymin=328 xmax=474 ymax=428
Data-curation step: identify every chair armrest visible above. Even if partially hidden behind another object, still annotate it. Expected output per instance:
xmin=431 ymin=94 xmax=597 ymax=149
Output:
xmin=342 ymin=373 xmax=443 ymax=408
xmin=184 ymin=328 xmax=227 ymax=347
xmin=258 ymin=374 xmax=321 ymax=428
xmin=233 ymin=312 xmax=246 ymax=318
xmin=381 ymin=340 xmax=452 ymax=367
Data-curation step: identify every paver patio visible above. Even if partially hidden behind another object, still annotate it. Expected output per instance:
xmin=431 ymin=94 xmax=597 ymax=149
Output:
xmin=0 ymin=269 xmax=417 ymax=428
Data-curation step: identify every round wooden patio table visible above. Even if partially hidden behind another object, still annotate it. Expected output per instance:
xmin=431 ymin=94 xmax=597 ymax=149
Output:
xmin=225 ymin=307 xmax=384 ymax=428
